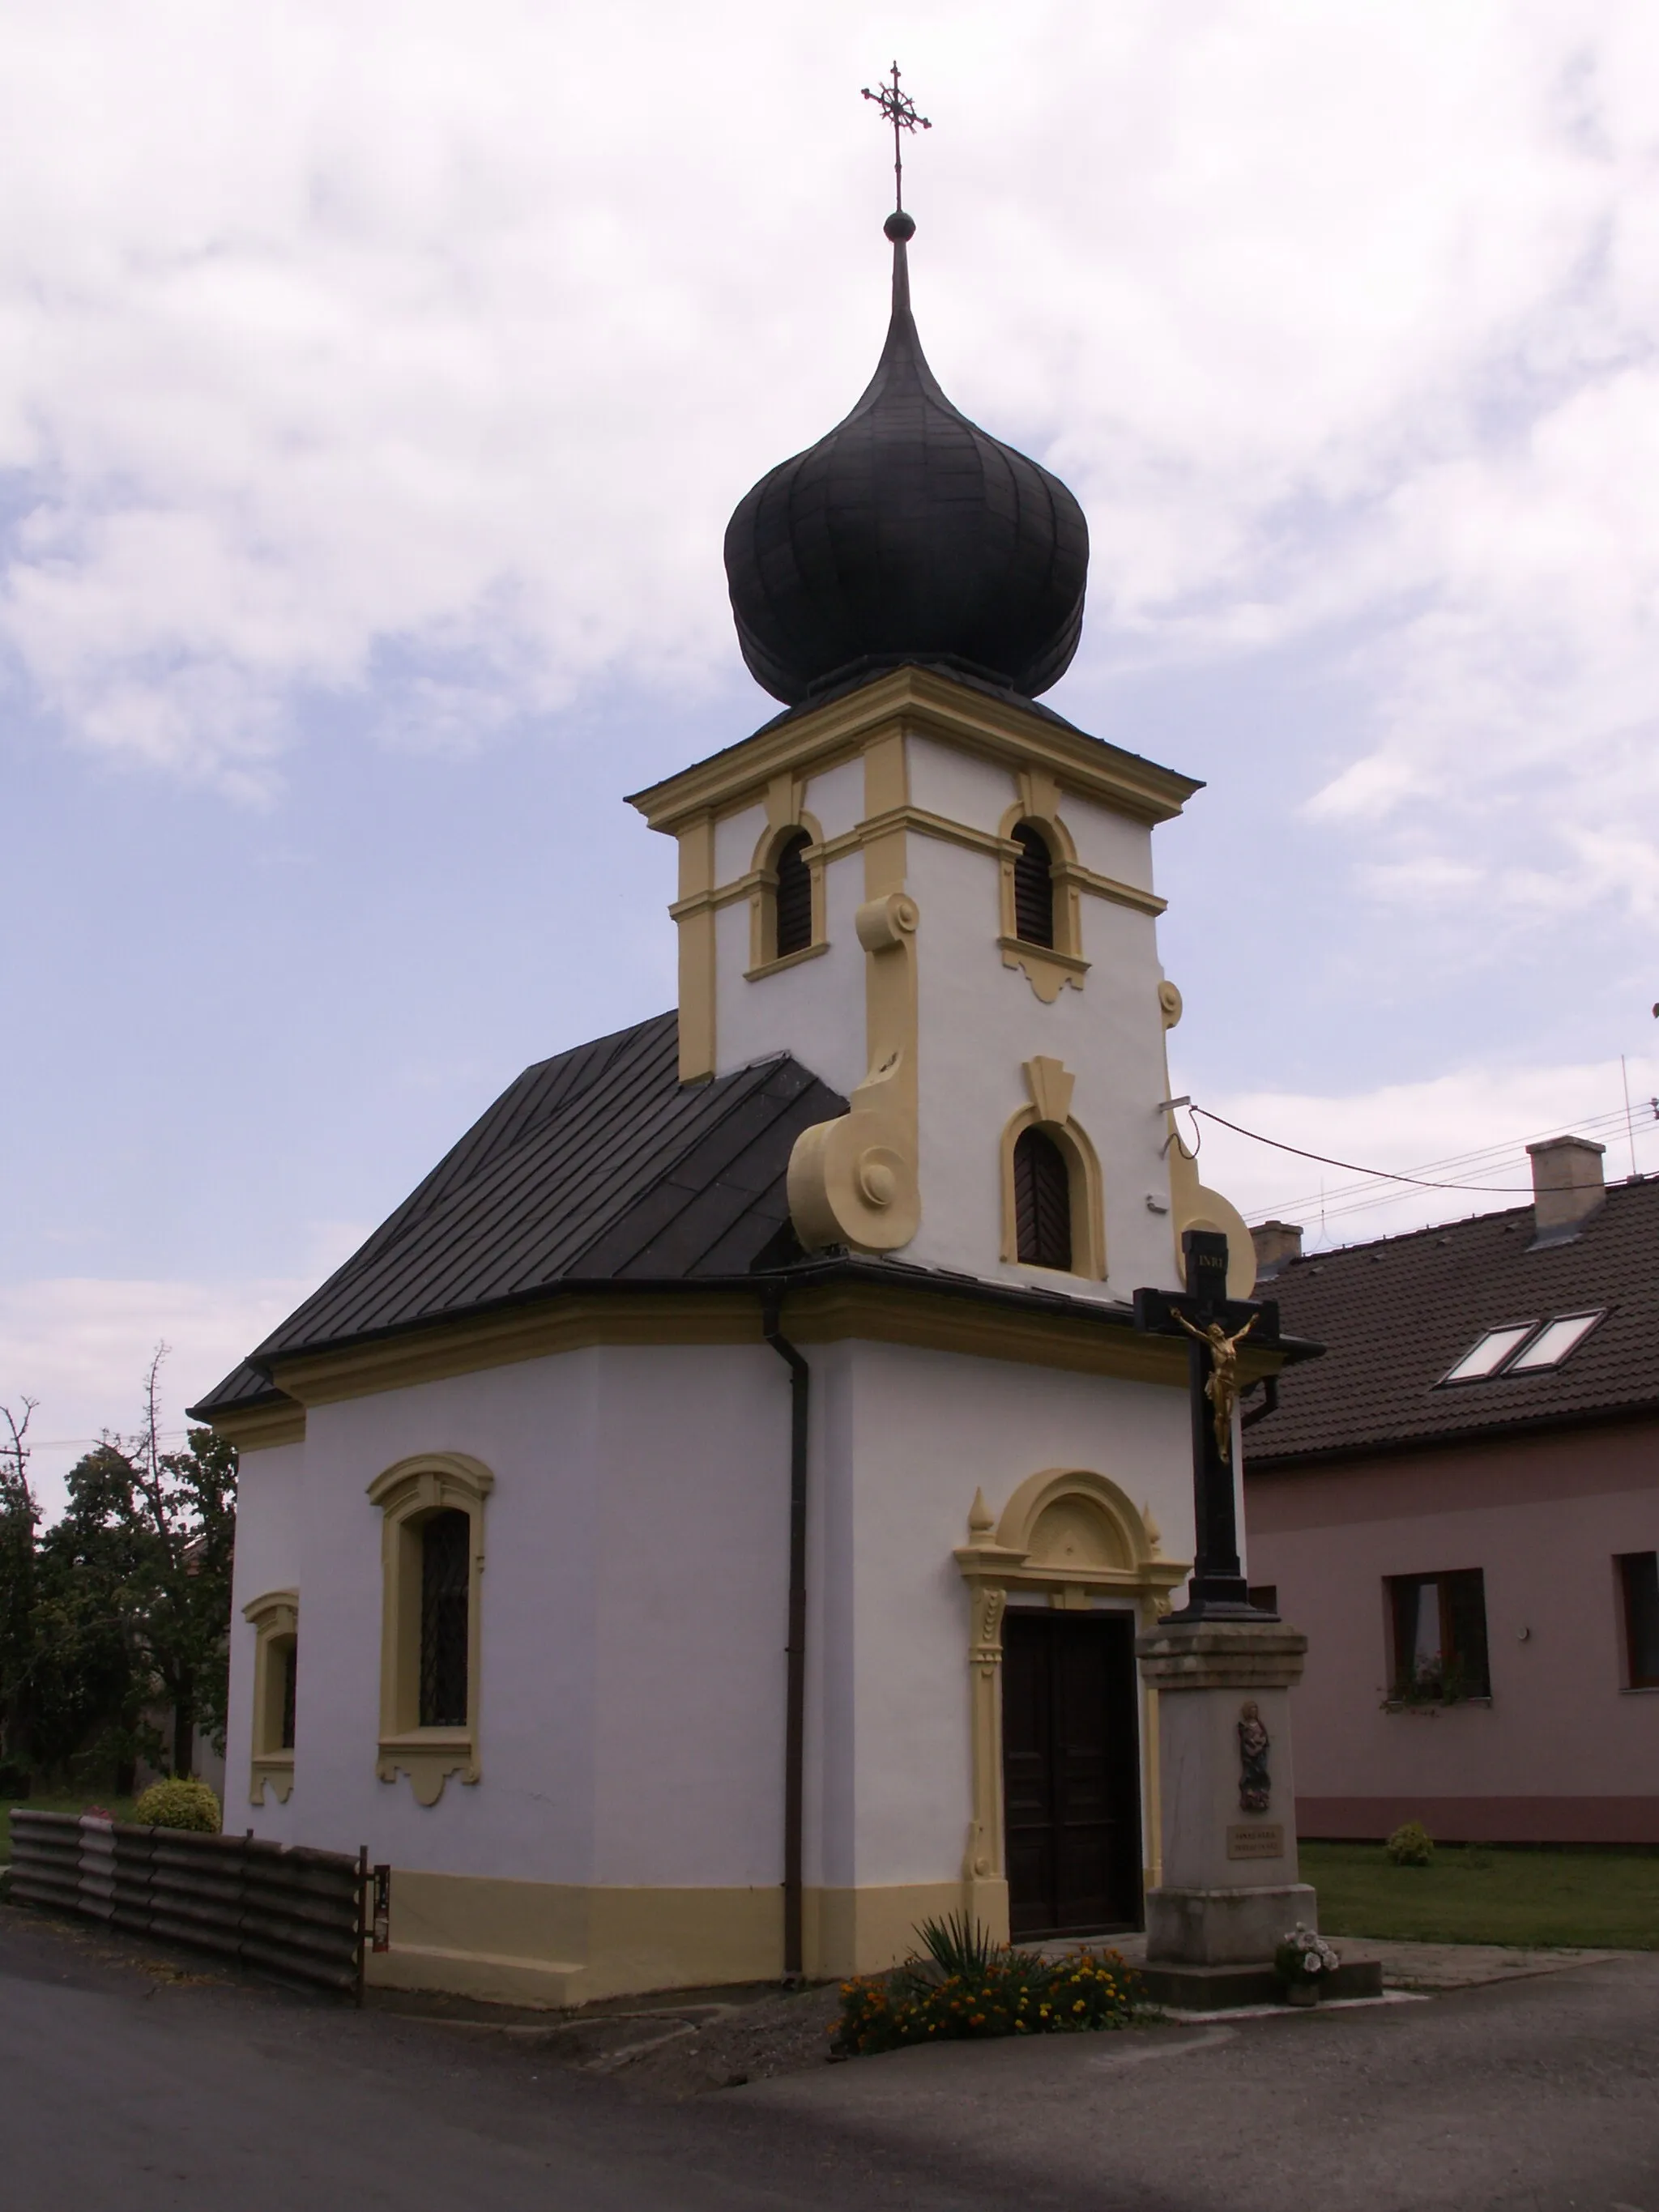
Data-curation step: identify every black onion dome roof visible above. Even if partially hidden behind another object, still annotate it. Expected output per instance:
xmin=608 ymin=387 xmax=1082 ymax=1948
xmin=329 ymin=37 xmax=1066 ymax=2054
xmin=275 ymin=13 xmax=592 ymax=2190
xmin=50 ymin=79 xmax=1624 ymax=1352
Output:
xmin=724 ymin=217 xmax=1090 ymax=705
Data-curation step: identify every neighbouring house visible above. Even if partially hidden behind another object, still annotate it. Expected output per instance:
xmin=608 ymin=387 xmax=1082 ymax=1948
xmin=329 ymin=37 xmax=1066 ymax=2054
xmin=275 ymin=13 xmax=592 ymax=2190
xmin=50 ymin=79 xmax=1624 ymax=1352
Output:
xmin=1243 ymin=1136 xmax=1659 ymax=1845
xmin=186 ymin=210 xmax=1283 ymax=2006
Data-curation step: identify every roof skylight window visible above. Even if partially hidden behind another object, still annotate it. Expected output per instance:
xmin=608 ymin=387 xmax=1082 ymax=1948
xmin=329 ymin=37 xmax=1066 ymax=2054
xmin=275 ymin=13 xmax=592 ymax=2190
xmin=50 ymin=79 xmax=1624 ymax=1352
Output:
xmin=1507 ymin=1311 xmax=1603 ymax=1371
xmin=1441 ymin=1324 xmax=1537 ymax=1383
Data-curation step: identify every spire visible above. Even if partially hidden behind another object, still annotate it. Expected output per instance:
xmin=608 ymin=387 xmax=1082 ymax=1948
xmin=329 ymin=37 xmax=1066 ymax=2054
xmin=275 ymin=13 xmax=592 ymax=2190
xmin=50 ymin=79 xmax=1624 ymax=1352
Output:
xmin=722 ymin=192 xmax=1090 ymax=706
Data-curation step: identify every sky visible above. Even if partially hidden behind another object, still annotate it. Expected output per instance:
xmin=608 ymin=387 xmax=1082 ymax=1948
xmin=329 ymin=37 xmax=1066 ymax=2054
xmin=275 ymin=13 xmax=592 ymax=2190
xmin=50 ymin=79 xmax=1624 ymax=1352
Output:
xmin=3 ymin=0 xmax=1657 ymax=1510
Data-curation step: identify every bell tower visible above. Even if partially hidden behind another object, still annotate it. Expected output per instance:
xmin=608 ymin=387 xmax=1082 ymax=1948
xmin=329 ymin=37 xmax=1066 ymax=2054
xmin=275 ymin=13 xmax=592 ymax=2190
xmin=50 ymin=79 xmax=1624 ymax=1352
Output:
xmin=629 ymin=207 xmax=1254 ymax=1302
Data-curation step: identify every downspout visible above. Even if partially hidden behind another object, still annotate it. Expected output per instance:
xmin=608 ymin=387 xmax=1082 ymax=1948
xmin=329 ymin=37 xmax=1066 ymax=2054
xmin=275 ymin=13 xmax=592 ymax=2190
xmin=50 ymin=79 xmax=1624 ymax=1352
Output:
xmin=762 ymin=1287 xmax=809 ymax=1982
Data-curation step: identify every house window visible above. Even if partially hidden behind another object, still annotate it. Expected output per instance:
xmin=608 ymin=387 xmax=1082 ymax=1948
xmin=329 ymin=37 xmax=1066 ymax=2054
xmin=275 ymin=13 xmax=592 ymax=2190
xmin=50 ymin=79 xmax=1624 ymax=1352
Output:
xmin=1618 ymin=1553 xmax=1659 ymax=1690
xmin=772 ymin=829 xmax=813 ymax=959
xmin=367 ymin=1453 xmax=494 ymax=1805
xmin=1011 ymin=823 xmax=1056 ymax=948
xmin=419 ymin=1509 xmax=471 ymax=1728
xmin=1440 ymin=1310 xmax=1605 ymax=1383
xmin=242 ymin=1589 xmax=299 ymax=1805
xmin=1388 ymin=1570 xmax=1491 ymax=1703
xmin=1013 ymin=1126 xmax=1073 ymax=1270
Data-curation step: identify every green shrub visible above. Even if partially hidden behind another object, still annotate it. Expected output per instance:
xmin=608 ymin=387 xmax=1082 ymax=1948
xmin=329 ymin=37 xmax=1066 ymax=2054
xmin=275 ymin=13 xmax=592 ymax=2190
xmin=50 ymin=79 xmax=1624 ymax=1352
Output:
xmin=913 ymin=1909 xmax=1000 ymax=1981
xmin=132 ymin=1778 xmax=220 ymax=1833
xmin=1385 ymin=1819 xmax=1435 ymax=1868
xmin=834 ymin=1937 xmax=1141 ymax=2056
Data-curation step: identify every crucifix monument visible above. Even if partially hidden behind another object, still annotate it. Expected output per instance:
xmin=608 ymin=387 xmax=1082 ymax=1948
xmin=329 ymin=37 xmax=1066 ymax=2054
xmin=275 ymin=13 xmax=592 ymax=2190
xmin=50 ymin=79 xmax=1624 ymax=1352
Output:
xmin=1132 ymin=1230 xmax=1326 ymax=1988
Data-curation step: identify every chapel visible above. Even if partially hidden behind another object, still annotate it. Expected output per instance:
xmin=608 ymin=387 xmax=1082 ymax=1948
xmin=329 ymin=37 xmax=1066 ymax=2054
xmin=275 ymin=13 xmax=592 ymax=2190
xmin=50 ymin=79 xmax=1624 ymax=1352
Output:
xmin=193 ymin=202 xmax=1277 ymax=2005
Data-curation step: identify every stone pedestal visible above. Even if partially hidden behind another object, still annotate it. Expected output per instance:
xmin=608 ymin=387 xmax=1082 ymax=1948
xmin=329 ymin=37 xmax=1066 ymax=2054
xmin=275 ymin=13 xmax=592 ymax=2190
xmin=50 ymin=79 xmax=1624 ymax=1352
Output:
xmin=1137 ymin=1620 xmax=1314 ymax=1968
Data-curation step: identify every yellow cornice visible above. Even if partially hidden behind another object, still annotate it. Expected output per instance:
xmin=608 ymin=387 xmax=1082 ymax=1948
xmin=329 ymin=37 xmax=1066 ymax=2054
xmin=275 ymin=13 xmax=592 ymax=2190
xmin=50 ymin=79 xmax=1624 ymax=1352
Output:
xmin=201 ymin=1398 xmax=308 ymax=1452
xmin=626 ymin=667 xmax=1200 ymax=836
xmin=255 ymin=1278 xmax=1290 ymax=1409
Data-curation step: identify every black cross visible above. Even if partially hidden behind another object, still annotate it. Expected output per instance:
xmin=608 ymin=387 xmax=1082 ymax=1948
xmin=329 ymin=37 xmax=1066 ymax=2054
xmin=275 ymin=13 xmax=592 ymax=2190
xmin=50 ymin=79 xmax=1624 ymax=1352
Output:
xmin=1135 ymin=1230 xmax=1281 ymax=1621
xmin=862 ymin=61 xmax=931 ymax=215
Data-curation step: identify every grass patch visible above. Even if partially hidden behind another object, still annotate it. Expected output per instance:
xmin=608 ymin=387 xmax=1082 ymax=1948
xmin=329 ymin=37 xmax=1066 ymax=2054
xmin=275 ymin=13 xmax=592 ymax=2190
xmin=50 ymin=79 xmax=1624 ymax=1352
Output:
xmin=2 ymin=1794 xmax=140 ymax=1867
xmin=1303 ymin=1839 xmax=1659 ymax=1950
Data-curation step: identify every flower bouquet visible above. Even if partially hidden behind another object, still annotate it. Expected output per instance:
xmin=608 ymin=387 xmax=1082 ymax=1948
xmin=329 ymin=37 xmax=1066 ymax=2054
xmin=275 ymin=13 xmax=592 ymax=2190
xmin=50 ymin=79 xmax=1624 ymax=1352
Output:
xmin=1273 ymin=1924 xmax=1340 ymax=2005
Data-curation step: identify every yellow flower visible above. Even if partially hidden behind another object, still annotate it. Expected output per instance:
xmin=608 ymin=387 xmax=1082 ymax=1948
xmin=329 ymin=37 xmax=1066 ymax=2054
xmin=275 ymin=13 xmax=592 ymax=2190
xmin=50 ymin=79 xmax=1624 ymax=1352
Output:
xmin=1073 ymin=2000 xmax=1085 ymax=2012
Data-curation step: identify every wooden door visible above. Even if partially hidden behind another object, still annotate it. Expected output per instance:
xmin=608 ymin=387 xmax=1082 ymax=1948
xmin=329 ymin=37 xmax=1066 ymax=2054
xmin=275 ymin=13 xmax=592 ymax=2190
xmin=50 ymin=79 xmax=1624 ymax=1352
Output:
xmin=1002 ymin=1610 xmax=1141 ymax=1938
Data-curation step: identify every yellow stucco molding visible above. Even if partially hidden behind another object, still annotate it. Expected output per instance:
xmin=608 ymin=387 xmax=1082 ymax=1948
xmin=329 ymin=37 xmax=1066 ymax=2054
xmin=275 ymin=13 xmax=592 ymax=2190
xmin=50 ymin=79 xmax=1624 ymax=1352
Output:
xmin=1154 ymin=977 xmax=1256 ymax=1298
xmin=626 ymin=665 xmax=1199 ymax=836
xmin=369 ymin=1454 xmax=493 ymax=1807
xmin=260 ymin=1279 xmax=1286 ymax=1410
xmin=202 ymin=1397 xmax=306 ymax=1451
xmin=998 ymin=1059 xmax=1108 ymax=1282
xmin=362 ymin=1868 xmax=966 ymax=2002
xmin=787 ymin=731 xmax=923 ymax=1256
xmin=954 ymin=1469 xmax=1191 ymax=1940
xmin=243 ymin=1588 xmax=299 ymax=1807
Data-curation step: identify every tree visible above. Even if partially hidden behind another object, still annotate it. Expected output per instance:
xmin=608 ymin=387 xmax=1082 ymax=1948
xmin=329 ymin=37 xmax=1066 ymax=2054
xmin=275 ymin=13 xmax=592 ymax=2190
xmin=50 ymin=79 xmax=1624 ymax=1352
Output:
xmin=0 ymin=1397 xmax=41 ymax=1780
xmin=101 ymin=1348 xmax=238 ymax=1778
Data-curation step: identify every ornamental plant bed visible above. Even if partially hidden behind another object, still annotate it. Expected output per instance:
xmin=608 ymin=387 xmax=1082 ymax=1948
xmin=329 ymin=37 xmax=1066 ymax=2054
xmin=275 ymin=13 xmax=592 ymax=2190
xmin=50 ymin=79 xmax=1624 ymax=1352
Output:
xmin=833 ymin=1915 xmax=1144 ymax=2057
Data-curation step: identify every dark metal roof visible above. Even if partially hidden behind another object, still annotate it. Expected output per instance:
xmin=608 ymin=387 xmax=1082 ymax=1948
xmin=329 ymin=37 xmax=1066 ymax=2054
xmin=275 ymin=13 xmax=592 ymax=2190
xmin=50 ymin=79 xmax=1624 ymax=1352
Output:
xmin=1244 ymin=1178 xmax=1659 ymax=1469
xmin=190 ymin=1013 xmax=844 ymax=1413
xmin=723 ymin=226 xmax=1088 ymax=706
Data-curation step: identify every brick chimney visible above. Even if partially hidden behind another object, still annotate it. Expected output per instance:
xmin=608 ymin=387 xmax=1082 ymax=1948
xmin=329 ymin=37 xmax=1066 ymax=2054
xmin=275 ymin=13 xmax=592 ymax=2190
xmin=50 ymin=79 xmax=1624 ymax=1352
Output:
xmin=1526 ymin=1136 xmax=1606 ymax=1247
xmin=1251 ymin=1220 xmax=1303 ymax=1277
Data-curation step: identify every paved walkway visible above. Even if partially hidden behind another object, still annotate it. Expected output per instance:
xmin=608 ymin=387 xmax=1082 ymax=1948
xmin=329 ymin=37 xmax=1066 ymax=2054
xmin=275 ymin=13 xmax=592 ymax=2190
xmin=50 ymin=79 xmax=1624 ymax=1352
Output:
xmin=1094 ymin=1927 xmax=1632 ymax=1992
xmin=5 ymin=1904 xmax=1657 ymax=2212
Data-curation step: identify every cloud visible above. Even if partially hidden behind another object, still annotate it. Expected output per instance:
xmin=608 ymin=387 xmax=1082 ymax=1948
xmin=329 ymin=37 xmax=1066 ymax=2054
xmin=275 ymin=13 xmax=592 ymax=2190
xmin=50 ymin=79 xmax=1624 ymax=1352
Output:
xmin=1189 ymin=1051 xmax=1659 ymax=1252
xmin=0 ymin=0 xmax=1652 ymax=843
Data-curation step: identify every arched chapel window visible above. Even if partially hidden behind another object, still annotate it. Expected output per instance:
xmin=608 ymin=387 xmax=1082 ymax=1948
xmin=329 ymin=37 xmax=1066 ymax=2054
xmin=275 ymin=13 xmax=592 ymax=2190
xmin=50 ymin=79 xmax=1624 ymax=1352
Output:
xmin=773 ymin=829 xmax=813 ymax=959
xmin=1013 ymin=1126 xmax=1073 ymax=1270
xmin=1011 ymin=822 xmax=1056 ymax=948
xmin=419 ymin=1509 xmax=471 ymax=1728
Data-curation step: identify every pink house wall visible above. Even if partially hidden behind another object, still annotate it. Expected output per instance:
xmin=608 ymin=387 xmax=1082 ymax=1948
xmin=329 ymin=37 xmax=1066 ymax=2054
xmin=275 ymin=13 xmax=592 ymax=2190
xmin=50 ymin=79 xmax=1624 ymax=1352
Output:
xmin=1245 ymin=1419 xmax=1659 ymax=1843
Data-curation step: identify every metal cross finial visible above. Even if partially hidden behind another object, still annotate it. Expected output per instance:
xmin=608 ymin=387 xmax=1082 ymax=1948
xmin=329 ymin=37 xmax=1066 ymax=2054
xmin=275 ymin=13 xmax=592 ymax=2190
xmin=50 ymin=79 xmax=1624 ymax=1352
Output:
xmin=862 ymin=61 xmax=930 ymax=215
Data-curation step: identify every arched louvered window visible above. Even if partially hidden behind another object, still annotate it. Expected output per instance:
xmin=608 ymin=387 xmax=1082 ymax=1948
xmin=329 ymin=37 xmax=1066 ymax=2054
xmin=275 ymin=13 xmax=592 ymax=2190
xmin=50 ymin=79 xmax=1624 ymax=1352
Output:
xmin=1013 ymin=1127 xmax=1073 ymax=1270
xmin=1011 ymin=822 xmax=1056 ymax=948
xmin=419 ymin=1510 xmax=471 ymax=1728
xmin=774 ymin=829 xmax=813 ymax=959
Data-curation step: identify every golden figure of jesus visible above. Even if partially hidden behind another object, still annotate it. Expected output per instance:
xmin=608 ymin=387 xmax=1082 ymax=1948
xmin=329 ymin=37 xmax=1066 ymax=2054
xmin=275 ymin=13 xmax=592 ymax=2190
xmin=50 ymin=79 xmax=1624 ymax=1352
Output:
xmin=1171 ymin=1307 xmax=1257 ymax=1464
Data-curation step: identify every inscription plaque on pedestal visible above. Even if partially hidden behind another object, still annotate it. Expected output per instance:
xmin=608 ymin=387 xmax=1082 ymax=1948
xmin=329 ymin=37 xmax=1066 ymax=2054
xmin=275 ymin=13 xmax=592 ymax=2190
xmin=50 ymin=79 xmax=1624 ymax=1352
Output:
xmin=1226 ymin=1822 xmax=1285 ymax=1860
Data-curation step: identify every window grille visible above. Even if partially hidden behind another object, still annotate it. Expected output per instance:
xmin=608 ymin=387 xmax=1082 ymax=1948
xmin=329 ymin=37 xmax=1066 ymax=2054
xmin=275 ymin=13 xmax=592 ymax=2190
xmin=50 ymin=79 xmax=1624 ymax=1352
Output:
xmin=1387 ymin=1569 xmax=1491 ymax=1702
xmin=1011 ymin=823 xmax=1056 ymax=948
xmin=279 ymin=1640 xmax=297 ymax=1751
xmin=774 ymin=830 xmax=813 ymax=958
xmin=1618 ymin=1552 xmax=1659 ymax=1690
xmin=1014 ymin=1127 xmax=1072 ymax=1270
xmin=420 ymin=1510 xmax=471 ymax=1728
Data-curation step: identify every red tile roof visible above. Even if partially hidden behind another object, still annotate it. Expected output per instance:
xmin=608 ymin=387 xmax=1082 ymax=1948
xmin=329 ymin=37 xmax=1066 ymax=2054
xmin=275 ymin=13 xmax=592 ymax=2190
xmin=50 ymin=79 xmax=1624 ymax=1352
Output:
xmin=1244 ymin=1178 xmax=1659 ymax=1468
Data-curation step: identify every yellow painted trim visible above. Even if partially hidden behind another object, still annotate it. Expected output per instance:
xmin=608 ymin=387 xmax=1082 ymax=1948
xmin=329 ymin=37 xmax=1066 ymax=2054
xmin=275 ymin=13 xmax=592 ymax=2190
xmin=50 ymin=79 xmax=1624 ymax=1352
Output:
xmin=998 ymin=936 xmax=1090 ymax=1003
xmin=998 ymin=1059 xmax=1108 ymax=1282
xmin=265 ymin=1279 xmax=1286 ymax=1410
xmin=747 ymin=811 xmax=827 ymax=970
xmin=200 ymin=1399 xmax=305 ymax=1451
xmin=1055 ymin=858 xmax=1165 ymax=917
xmin=1153 ymin=978 xmax=1256 ymax=1298
xmin=744 ymin=940 xmax=830 ymax=983
xmin=242 ymin=1588 xmax=299 ymax=1806
xmin=784 ymin=731 xmax=923 ymax=1257
xmin=627 ymin=665 xmax=1198 ymax=837
xmin=270 ymin=1294 xmax=761 ymax=1404
xmin=954 ymin=1472 xmax=1190 ymax=1939
xmin=362 ymin=1868 xmax=966 ymax=2003
xmin=674 ymin=812 xmax=716 ymax=1083
xmin=368 ymin=1454 xmax=494 ymax=1806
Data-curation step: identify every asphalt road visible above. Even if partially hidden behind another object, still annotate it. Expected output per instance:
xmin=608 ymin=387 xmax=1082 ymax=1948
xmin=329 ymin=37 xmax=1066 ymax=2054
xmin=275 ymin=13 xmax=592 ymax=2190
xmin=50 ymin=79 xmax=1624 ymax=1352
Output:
xmin=3 ymin=1906 xmax=1657 ymax=2212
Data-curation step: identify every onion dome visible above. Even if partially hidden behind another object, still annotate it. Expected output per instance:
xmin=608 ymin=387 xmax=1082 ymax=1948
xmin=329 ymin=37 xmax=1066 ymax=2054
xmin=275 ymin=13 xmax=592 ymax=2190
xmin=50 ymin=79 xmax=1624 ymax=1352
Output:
xmin=724 ymin=212 xmax=1090 ymax=706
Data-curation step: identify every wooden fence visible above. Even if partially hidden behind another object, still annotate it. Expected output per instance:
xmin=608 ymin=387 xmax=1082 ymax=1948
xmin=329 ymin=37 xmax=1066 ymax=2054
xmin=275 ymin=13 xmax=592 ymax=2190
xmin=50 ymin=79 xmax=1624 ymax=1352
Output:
xmin=6 ymin=1809 xmax=373 ymax=1998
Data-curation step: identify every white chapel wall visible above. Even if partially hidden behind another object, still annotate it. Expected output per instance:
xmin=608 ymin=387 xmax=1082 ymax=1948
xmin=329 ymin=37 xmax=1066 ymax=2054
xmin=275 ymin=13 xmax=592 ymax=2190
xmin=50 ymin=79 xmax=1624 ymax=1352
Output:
xmin=224 ymin=1437 xmax=305 ymax=1826
xmin=805 ymin=1339 xmax=1195 ymax=1894
xmin=255 ymin=1344 xmax=793 ymax=1892
xmin=902 ymin=827 xmax=1179 ymax=1299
